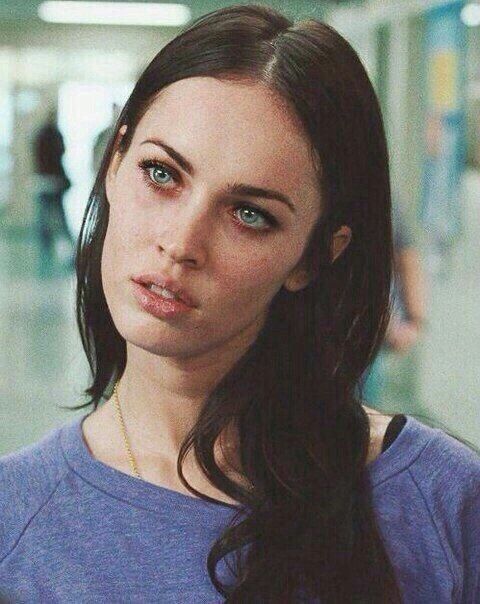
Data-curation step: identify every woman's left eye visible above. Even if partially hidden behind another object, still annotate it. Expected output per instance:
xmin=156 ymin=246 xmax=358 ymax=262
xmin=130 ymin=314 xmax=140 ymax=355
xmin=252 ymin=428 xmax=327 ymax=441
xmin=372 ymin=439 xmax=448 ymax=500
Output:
xmin=232 ymin=206 xmax=277 ymax=232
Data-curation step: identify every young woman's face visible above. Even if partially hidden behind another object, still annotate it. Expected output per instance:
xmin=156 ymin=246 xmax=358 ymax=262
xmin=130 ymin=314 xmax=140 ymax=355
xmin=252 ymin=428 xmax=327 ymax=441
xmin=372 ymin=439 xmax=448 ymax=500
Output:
xmin=103 ymin=77 xmax=322 ymax=358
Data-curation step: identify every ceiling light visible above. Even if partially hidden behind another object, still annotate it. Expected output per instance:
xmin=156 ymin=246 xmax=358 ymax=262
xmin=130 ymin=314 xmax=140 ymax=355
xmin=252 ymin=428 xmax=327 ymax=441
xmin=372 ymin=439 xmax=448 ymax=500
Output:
xmin=461 ymin=3 xmax=480 ymax=27
xmin=38 ymin=1 xmax=191 ymax=27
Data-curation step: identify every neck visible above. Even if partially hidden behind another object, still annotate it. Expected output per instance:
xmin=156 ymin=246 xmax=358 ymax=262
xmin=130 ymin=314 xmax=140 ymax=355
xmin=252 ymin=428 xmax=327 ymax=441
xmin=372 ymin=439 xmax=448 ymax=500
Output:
xmin=116 ymin=327 xmax=258 ymax=460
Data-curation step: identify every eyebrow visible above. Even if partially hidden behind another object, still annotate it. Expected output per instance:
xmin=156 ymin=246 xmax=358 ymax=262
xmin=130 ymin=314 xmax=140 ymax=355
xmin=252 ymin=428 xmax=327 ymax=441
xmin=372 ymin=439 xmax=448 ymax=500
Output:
xmin=140 ymin=137 xmax=296 ymax=213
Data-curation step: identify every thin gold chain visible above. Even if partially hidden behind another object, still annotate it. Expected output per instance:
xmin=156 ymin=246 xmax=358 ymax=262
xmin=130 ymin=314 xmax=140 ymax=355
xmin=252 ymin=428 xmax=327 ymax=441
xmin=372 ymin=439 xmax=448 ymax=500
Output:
xmin=113 ymin=381 xmax=256 ymax=496
xmin=112 ymin=381 xmax=141 ymax=479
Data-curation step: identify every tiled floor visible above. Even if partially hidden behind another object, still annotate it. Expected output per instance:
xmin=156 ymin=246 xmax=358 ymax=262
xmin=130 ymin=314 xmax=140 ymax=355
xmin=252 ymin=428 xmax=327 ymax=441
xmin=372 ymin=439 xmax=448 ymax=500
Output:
xmin=1 ymin=171 xmax=479 ymax=455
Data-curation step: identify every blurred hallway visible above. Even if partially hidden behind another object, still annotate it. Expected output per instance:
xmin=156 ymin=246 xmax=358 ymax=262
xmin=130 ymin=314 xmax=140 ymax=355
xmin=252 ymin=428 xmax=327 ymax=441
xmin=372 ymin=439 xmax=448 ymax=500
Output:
xmin=418 ymin=169 xmax=480 ymax=441
xmin=376 ymin=168 xmax=480 ymax=448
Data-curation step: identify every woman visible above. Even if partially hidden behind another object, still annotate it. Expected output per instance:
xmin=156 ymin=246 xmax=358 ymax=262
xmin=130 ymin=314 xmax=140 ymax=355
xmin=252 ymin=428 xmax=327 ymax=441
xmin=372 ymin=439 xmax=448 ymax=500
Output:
xmin=1 ymin=5 xmax=479 ymax=603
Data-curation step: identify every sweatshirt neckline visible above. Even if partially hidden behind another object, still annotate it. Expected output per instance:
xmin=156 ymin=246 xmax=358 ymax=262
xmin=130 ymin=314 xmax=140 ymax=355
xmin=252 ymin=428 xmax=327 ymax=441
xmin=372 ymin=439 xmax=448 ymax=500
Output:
xmin=60 ymin=413 xmax=244 ymax=523
xmin=60 ymin=412 xmax=439 ymax=516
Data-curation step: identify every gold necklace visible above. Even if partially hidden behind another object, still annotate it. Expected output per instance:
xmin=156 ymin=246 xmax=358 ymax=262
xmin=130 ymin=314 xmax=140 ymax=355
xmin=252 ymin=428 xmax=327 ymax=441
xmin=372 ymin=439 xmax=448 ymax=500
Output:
xmin=112 ymin=381 xmax=141 ymax=479
xmin=113 ymin=381 xmax=255 ymax=496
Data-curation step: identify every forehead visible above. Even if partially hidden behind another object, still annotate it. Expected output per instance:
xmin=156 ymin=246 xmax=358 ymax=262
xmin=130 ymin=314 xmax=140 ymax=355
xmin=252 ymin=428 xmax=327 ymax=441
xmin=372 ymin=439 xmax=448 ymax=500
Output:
xmin=131 ymin=77 xmax=319 ymax=204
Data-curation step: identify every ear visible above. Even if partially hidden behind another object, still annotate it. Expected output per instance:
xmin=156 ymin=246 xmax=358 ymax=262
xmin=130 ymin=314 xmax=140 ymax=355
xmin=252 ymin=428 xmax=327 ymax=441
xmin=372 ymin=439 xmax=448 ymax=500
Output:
xmin=330 ymin=225 xmax=352 ymax=263
xmin=105 ymin=125 xmax=128 ymax=204
xmin=283 ymin=224 xmax=352 ymax=293
xmin=283 ymin=268 xmax=311 ymax=293
xmin=283 ymin=258 xmax=313 ymax=293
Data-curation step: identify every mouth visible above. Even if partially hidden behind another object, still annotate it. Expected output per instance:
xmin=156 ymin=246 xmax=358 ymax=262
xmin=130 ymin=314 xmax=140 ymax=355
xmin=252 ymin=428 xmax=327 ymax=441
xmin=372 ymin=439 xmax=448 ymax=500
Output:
xmin=131 ymin=280 xmax=196 ymax=319
xmin=144 ymin=283 xmax=182 ymax=301
xmin=131 ymin=274 xmax=197 ymax=308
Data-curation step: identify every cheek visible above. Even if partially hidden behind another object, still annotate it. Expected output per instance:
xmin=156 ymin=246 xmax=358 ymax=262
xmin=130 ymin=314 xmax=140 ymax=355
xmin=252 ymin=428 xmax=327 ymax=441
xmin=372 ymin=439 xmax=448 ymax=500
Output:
xmin=217 ymin=250 xmax=289 ymax=308
xmin=100 ymin=222 xmax=120 ymax=303
xmin=107 ymin=186 xmax=145 ymax=248
xmin=101 ymin=208 xmax=139 ymax=296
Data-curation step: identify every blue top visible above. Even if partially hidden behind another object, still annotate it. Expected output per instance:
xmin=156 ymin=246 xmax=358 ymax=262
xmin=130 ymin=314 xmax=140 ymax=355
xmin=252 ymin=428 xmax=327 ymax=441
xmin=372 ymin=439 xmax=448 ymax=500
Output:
xmin=0 ymin=413 xmax=479 ymax=603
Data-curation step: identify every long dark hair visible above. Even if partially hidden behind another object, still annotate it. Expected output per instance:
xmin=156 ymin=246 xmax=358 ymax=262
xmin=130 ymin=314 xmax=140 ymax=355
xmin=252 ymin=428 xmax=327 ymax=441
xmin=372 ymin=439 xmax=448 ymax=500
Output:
xmin=68 ymin=4 xmax=470 ymax=602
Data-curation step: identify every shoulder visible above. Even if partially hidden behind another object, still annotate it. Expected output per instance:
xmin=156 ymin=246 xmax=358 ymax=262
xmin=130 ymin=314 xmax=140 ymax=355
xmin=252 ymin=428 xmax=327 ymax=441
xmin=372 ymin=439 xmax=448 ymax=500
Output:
xmin=370 ymin=413 xmax=480 ymax=530
xmin=408 ymin=421 xmax=480 ymax=495
xmin=0 ymin=422 xmax=70 ymax=562
xmin=370 ymin=417 xmax=480 ymax=598
xmin=408 ymin=421 xmax=480 ymax=598
xmin=407 ymin=421 xmax=480 ymax=534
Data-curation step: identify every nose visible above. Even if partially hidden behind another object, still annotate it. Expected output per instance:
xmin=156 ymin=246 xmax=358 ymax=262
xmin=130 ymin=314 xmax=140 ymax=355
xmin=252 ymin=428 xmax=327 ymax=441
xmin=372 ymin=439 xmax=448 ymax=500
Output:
xmin=157 ymin=196 xmax=211 ymax=267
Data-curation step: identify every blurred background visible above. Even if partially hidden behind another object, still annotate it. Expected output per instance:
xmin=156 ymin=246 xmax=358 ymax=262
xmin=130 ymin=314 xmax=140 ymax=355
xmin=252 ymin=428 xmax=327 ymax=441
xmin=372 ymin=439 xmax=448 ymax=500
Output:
xmin=0 ymin=0 xmax=479 ymax=454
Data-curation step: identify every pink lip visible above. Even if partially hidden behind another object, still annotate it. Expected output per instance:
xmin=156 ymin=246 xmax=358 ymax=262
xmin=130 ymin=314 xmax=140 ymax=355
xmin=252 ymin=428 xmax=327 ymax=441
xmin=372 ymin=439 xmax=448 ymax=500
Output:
xmin=131 ymin=282 xmax=194 ymax=319
xmin=131 ymin=273 xmax=197 ymax=308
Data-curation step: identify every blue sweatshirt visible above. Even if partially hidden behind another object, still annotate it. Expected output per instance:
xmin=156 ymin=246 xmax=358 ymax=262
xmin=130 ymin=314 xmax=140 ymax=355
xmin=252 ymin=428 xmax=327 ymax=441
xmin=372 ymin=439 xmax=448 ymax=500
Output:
xmin=0 ymin=413 xmax=479 ymax=603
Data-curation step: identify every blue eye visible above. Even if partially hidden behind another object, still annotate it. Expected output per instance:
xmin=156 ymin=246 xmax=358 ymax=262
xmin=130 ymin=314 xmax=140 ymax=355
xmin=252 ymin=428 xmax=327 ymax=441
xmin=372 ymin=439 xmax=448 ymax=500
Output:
xmin=151 ymin=166 xmax=171 ymax=185
xmin=234 ymin=206 xmax=271 ymax=230
xmin=140 ymin=160 xmax=177 ymax=188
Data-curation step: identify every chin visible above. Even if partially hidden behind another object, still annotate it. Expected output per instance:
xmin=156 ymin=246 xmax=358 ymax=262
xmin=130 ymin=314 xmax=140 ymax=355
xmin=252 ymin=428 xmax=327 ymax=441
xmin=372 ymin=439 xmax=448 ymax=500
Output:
xmin=119 ymin=315 xmax=181 ymax=349
xmin=116 ymin=313 xmax=204 ymax=358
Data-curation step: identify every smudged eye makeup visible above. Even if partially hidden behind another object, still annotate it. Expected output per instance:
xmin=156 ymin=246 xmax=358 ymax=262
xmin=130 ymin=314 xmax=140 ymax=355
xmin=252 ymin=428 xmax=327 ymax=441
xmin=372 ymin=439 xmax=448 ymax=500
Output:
xmin=137 ymin=158 xmax=279 ymax=233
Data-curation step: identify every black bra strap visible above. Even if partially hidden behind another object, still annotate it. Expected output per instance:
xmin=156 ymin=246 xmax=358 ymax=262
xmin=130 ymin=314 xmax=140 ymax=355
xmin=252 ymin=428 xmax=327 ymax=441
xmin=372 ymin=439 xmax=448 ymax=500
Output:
xmin=381 ymin=414 xmax=407 ymax=453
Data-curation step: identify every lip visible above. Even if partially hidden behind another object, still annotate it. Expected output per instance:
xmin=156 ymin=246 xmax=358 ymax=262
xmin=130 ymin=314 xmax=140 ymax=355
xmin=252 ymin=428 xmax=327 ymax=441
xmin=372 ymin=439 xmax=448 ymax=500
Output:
xmin=131 ymin=273 xmax=197 ymax=308
xmin=131 ymin=281 xmax=194 ymax=320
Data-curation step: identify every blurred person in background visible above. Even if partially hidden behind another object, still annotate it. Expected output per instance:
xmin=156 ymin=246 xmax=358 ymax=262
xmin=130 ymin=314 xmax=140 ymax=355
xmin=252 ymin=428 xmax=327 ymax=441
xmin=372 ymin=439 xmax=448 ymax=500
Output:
xmin=32 ymin=108 xmax=74 ymax=274
xmin=359 ymin=200 xmax=427 ymax=407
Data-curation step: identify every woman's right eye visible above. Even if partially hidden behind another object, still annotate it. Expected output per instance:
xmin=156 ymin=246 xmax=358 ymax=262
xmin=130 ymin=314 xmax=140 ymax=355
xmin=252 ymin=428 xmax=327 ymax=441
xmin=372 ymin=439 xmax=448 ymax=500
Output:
xmin=138 ymin=159 xmax=179 ymax=191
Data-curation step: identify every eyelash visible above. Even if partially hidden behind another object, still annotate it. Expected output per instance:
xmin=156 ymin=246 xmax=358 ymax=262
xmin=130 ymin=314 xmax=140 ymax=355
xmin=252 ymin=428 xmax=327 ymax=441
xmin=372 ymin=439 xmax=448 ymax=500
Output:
xmin=137 ymin=159 xmax=279 ymax=233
